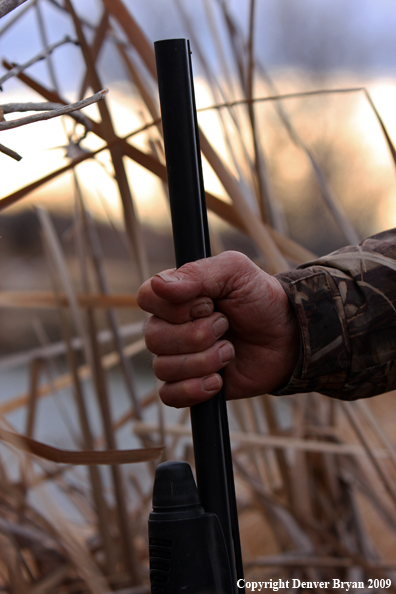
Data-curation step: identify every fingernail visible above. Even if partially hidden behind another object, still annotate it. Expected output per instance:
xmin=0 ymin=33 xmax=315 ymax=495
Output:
xmin=155 ymin=272 xmax=180 ymax=283
xmin=212 ymin=316 xmax=228 ymax=337
xmin=202 ymin=374 xmax=221 ymax=392
xmin=190 ymin=302 xmax=212 ymax=318
xmin=219 ymin=342 xmax=234 ymax=364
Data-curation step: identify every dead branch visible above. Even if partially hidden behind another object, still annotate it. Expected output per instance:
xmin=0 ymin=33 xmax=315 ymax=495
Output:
xmin=0 ymin=88 xmax=108 ymax=131
xmin=0 ymin=0 xmax=33 ymax=35
xmin=0 ymin=141 xmax=21 ymax=160
xmin=0 ymin=427 xmax=164 ymax=465
xmin=0 ymin=35 xmax=77 ymax=87
xmin=1 ymin=100 xmax=93 ymax=130
xmin=0 ymin=290 xmax=138 ymax=309
xmin=0 ymin=0 xmax=29 ymax=18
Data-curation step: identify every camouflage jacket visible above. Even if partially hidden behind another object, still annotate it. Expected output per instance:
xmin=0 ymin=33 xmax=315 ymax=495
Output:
xmin=274 ymin=229 xmax=396 ymax=400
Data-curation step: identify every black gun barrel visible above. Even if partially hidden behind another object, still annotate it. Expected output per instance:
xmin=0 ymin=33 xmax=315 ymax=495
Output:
xmin=154 ymin=38 xmax=244 ymax=593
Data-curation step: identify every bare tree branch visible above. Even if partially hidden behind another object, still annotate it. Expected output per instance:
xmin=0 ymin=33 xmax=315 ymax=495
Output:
xmin=0 ymin=88 xmax=108 ymax=131
xmin=0 ymin=142 xmax=21 ymax=160
xmin=0 ymin=0 xmax=33 ymax=34
xmin=0 ymin=0 xmax=29 ymax=19
xmin=0 ymin=35 xmax=77 ymax=87
xmin=1 ymin=101 xmax=93 ymax=130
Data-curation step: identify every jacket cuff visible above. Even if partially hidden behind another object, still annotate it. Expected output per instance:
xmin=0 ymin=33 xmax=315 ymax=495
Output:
xmin=272 ymin=268 xmax=350 ymax=396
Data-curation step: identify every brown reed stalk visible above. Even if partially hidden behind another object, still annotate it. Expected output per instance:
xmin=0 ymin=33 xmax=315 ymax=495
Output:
xmin=0 ymin=336 xmax=147 ymax=418
xmin=79 ymin=9 xmax=110 ymax=101
xmin=214 ymin=3 xmax=361 ymax=245
xmin=73 ymin=178 xmax=141 ymax=585
xmin=80 ymin=205 xmax=142 ymax=417
xmin=37 ymin=206 xmax=117 ymax=575
xmin=340 ymin=401 xmax=396 ymax=507
xmin=0 ymin=291 xmax=139 ymax=308
xmin=260 ymin=394 xmax=294 ymax=504
xmin=65 ymin=0 xmax=149 ymax=283
xmin=174 ymin=0 xmax=254 ymax=191
xmin=246 ymin=0 xmax=282 ymax=230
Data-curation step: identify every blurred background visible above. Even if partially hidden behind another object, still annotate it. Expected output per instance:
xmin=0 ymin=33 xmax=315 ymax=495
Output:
xmin=1 ymin=1 xmax=396 ymax=592
xmin=2 ymin=0 xmax=396 ymax=351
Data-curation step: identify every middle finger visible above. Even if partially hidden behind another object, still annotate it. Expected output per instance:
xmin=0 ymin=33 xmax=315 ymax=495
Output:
xmin=144 ymin=312 xmax=229 ymax=355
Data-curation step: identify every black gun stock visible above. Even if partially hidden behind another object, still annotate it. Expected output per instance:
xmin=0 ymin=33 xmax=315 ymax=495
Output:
xmin=148 ymin=39 xmax=244 ymax=594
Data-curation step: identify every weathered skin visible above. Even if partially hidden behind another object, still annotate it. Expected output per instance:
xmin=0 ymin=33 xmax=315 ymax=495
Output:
xmin=137 ymin=251 xmax=299 ymax=407
xmin=137 ymin=230 xmax=396 ymax=407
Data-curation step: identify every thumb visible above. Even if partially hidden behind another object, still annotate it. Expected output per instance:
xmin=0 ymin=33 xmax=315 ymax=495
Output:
xmin=150 ymin=251 xmax=256 ymax=304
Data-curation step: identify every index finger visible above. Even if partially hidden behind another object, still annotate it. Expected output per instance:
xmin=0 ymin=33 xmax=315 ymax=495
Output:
xmin=137 ymin=276 xmax=214 ymax=324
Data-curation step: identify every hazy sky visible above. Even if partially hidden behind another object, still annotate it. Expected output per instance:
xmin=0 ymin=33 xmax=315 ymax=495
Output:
xmin=2 ymin=0 xmax=396 ymax=93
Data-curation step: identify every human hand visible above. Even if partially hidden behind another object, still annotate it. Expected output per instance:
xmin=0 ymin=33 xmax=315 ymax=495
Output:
xmin=137 ymin=251 xmax=300 ymax=407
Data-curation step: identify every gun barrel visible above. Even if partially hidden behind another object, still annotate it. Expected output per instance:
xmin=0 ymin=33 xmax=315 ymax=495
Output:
xmin=154 ymin=38 xmax=244 ymax=593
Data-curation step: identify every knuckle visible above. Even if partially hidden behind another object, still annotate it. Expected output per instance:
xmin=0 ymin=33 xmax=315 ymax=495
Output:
xmin=231 ymin=252 xmax=255 ymax=279
xmin=178 ymin=379 xmax=196 ymax=402
xmin=227 ymin=252 xmax=258 ymax=290
xmin=227 ymin=250 xmax=250 ymax=264
xmin=192 ymin=327 xmax=205 ymax=347
xmin=190 ymin=319 xmax=213 ymax=349
xmin=219 ymin=250 xmax=251 ymax=270
xmin=178 ymin=261 xmax=201 ymax=279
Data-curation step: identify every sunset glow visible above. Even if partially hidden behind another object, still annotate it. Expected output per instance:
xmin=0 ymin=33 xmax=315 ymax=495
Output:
xmin=2 ymin=76 xmax=396 ymax=235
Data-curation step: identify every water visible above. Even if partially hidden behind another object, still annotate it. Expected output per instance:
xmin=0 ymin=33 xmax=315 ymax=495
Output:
xmin=0 ymin=357 xmax=163 ymax=523
xmin=0 ymin=354 xmax=292 ymax=527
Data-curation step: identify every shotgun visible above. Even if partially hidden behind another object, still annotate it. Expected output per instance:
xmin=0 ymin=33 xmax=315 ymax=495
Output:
xmin=148 ymin=39 xmax=245 ymax=594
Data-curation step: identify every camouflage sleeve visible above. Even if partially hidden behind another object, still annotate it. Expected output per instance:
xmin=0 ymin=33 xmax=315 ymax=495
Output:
xmin=273 ymin=228 xmax=396 ymax=400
